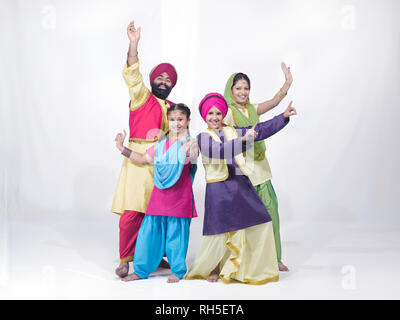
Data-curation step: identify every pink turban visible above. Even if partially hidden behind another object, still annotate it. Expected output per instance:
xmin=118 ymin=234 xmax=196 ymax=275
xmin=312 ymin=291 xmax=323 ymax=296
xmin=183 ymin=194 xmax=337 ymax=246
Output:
xmin=149 ymin=63 xmax=178 ymax=88
xmin=198 ymin=93 xmax=228 ymax=121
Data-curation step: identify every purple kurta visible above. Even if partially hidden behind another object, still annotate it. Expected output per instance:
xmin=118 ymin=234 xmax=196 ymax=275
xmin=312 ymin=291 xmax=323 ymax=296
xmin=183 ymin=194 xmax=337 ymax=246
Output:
xmin=198 ymin=114 xmax=289 ymax=236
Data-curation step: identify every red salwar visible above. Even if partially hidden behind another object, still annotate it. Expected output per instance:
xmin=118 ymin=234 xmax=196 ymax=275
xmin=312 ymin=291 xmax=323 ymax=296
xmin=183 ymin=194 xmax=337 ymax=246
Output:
xmin=118 ymin=210 xmax=145 ymax=262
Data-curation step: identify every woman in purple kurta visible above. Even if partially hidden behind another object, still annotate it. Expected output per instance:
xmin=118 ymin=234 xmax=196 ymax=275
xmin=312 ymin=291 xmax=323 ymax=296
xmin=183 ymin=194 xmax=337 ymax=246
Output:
xmin=186 ymin=93 xmax=296 ymax=284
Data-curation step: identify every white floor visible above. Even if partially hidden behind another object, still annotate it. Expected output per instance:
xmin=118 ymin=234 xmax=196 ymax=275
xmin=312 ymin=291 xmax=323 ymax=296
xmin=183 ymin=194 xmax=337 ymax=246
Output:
xmin=1 ymin=215 xmax=399 ymax=300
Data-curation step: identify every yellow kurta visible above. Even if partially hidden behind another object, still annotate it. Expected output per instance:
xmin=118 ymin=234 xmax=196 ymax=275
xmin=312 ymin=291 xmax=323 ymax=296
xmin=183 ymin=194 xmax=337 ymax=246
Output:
xmin=111 ymin=61 xmax=170 ymax=215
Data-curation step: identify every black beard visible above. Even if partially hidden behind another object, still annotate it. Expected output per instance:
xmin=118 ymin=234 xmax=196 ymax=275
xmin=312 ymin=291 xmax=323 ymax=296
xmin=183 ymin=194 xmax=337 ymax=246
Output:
xmin=151 ymin=82 xmax=172 ymax=100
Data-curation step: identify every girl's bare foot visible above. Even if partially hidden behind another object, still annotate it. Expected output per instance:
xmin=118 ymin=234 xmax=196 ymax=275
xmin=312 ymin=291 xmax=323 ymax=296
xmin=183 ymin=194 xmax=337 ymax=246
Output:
xmin=115 ymin=262 xmax=129 ymax=278
xmin=167 ymin=274 xmax=180 ymax=283
xmin=207 ymin=273 xmax=219 ymax=282
xmin=279 ymin=263 xmax=289 ymax=272
xmin=121 ymin=273 xmax=142 ymax=282
xmin=207 ymin=265 xmax=220 ymax=282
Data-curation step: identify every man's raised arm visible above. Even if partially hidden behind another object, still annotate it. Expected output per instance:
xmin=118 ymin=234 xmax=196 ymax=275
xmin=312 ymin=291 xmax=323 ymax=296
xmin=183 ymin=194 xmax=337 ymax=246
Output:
xmin=126 ymin=21 xmax=140 ymax=67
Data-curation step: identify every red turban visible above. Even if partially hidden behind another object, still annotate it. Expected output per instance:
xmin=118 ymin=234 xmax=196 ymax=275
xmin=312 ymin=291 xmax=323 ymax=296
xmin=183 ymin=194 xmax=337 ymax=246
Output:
xmin=149 ymin=63 xmax=178 ymax=88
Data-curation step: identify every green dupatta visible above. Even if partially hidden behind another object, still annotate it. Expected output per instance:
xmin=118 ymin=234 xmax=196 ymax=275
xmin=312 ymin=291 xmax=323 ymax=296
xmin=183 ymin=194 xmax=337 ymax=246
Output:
xmin=223 ymin=73 xmax=266 ymax=160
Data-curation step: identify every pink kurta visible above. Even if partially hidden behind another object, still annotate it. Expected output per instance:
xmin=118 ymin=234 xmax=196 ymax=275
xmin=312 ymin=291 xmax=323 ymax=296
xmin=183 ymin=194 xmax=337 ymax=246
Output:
xmin=145 ymin=140 xmax=198 ymax=218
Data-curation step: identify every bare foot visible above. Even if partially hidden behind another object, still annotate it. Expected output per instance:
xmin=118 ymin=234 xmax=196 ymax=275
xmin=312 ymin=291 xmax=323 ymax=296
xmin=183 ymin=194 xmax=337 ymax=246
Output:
xmin=115 ymin=262 xmax=129 ymax=278
xmin=167 ymin=274 xmax=180 ymax=283
xmin=159 ymin=258 xmax=170 ymax=269
xmin=207 ymin=273 xmax=219 ymax=282
xmin=121 ymin=273 xmax=142 ymax=282
xmin=207 ymin=265 xmax=220 ymax=282
xmin=279 ymin=263 xmax=289 ymax=272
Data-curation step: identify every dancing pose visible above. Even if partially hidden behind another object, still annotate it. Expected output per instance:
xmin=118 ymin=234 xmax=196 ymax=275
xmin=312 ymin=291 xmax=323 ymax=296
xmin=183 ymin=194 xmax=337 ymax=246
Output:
xmin=115 ymin=104 xmax=198 ymax=283
xmin=186 ymin=93 xmax=296 ymax=284
xmin=111 ymin=21 xmax=178 ymax=277
xmin=223 ymin=63 xmax=293 ymax=271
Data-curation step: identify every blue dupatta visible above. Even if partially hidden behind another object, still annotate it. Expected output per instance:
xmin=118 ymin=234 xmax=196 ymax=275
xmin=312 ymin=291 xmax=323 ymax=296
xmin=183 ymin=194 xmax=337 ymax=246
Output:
xmin=153 ymin=137 xmax=197 ymax=190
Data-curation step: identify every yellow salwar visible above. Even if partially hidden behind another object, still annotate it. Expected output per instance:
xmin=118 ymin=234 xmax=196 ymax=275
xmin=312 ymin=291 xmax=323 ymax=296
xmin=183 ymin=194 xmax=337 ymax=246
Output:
xmin=186 ymin=222 xmax=279 ymax=285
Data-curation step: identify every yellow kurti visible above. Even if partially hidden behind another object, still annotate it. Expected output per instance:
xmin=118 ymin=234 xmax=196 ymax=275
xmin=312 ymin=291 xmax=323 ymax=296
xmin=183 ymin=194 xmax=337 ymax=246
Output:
xmin=223 ymin=105 xmax=272 ymax=186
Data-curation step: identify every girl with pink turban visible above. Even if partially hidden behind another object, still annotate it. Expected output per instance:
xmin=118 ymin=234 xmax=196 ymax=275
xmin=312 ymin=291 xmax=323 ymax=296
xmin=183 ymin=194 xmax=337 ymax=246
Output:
xmin=186 ymin=93 xmax=297 ymax=284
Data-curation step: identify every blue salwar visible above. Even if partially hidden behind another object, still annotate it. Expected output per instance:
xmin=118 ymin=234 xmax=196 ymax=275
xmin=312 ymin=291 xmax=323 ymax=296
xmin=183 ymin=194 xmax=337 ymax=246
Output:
xmin=133 ymin=215 xmax=191 ymax=279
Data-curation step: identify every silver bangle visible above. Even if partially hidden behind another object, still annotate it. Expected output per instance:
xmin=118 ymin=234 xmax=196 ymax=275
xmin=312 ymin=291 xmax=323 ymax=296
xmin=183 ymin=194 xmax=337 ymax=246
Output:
xmin=127 ymin=51 xmax=138 ymax=58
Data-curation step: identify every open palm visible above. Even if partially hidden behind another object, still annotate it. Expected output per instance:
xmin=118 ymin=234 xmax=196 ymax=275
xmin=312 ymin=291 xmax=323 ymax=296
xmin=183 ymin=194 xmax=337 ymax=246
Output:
xmin=281 ymin=62 xmax=293 ymax=85
xmin=127 ymin=21 xmax=141 ymax=43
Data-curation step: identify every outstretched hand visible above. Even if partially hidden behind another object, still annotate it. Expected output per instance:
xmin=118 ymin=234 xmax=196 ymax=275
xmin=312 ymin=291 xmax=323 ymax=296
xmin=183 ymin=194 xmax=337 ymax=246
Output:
xmin=283 ymin=101 xmax=297 ymax=118
xmin=115 ymin=130 xmax=127 ymax=152
xmin=242 ymin=124 xmax=258 ymax=142
xmin=127 ymin=21 xmax=141 ymax=43
xmin=281 ymin=62 xmax=293 ymax=85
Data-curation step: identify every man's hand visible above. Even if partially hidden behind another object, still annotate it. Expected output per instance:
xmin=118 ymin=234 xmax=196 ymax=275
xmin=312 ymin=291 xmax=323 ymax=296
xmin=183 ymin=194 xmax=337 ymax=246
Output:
xmin=127 ymin=21 xmax=141 ymax=44
xmin=126 ymin=21 xmax=140 ymax=66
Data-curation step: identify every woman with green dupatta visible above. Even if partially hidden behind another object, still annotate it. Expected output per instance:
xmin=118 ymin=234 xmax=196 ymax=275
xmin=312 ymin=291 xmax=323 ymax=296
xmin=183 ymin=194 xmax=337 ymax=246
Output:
xmin=222 ymin=62 xmax=293 ymax=271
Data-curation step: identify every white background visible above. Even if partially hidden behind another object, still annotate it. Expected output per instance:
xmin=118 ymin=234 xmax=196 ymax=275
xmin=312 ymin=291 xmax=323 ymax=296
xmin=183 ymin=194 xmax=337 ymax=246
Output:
xmin=1 ymin=0 xmax=399 ymax=299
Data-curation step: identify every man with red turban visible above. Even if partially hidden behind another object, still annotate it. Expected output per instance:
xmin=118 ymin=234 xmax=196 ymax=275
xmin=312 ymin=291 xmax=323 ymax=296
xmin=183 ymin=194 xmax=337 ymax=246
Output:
xmin=111 ymin=21 xmax=178 ymax=277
